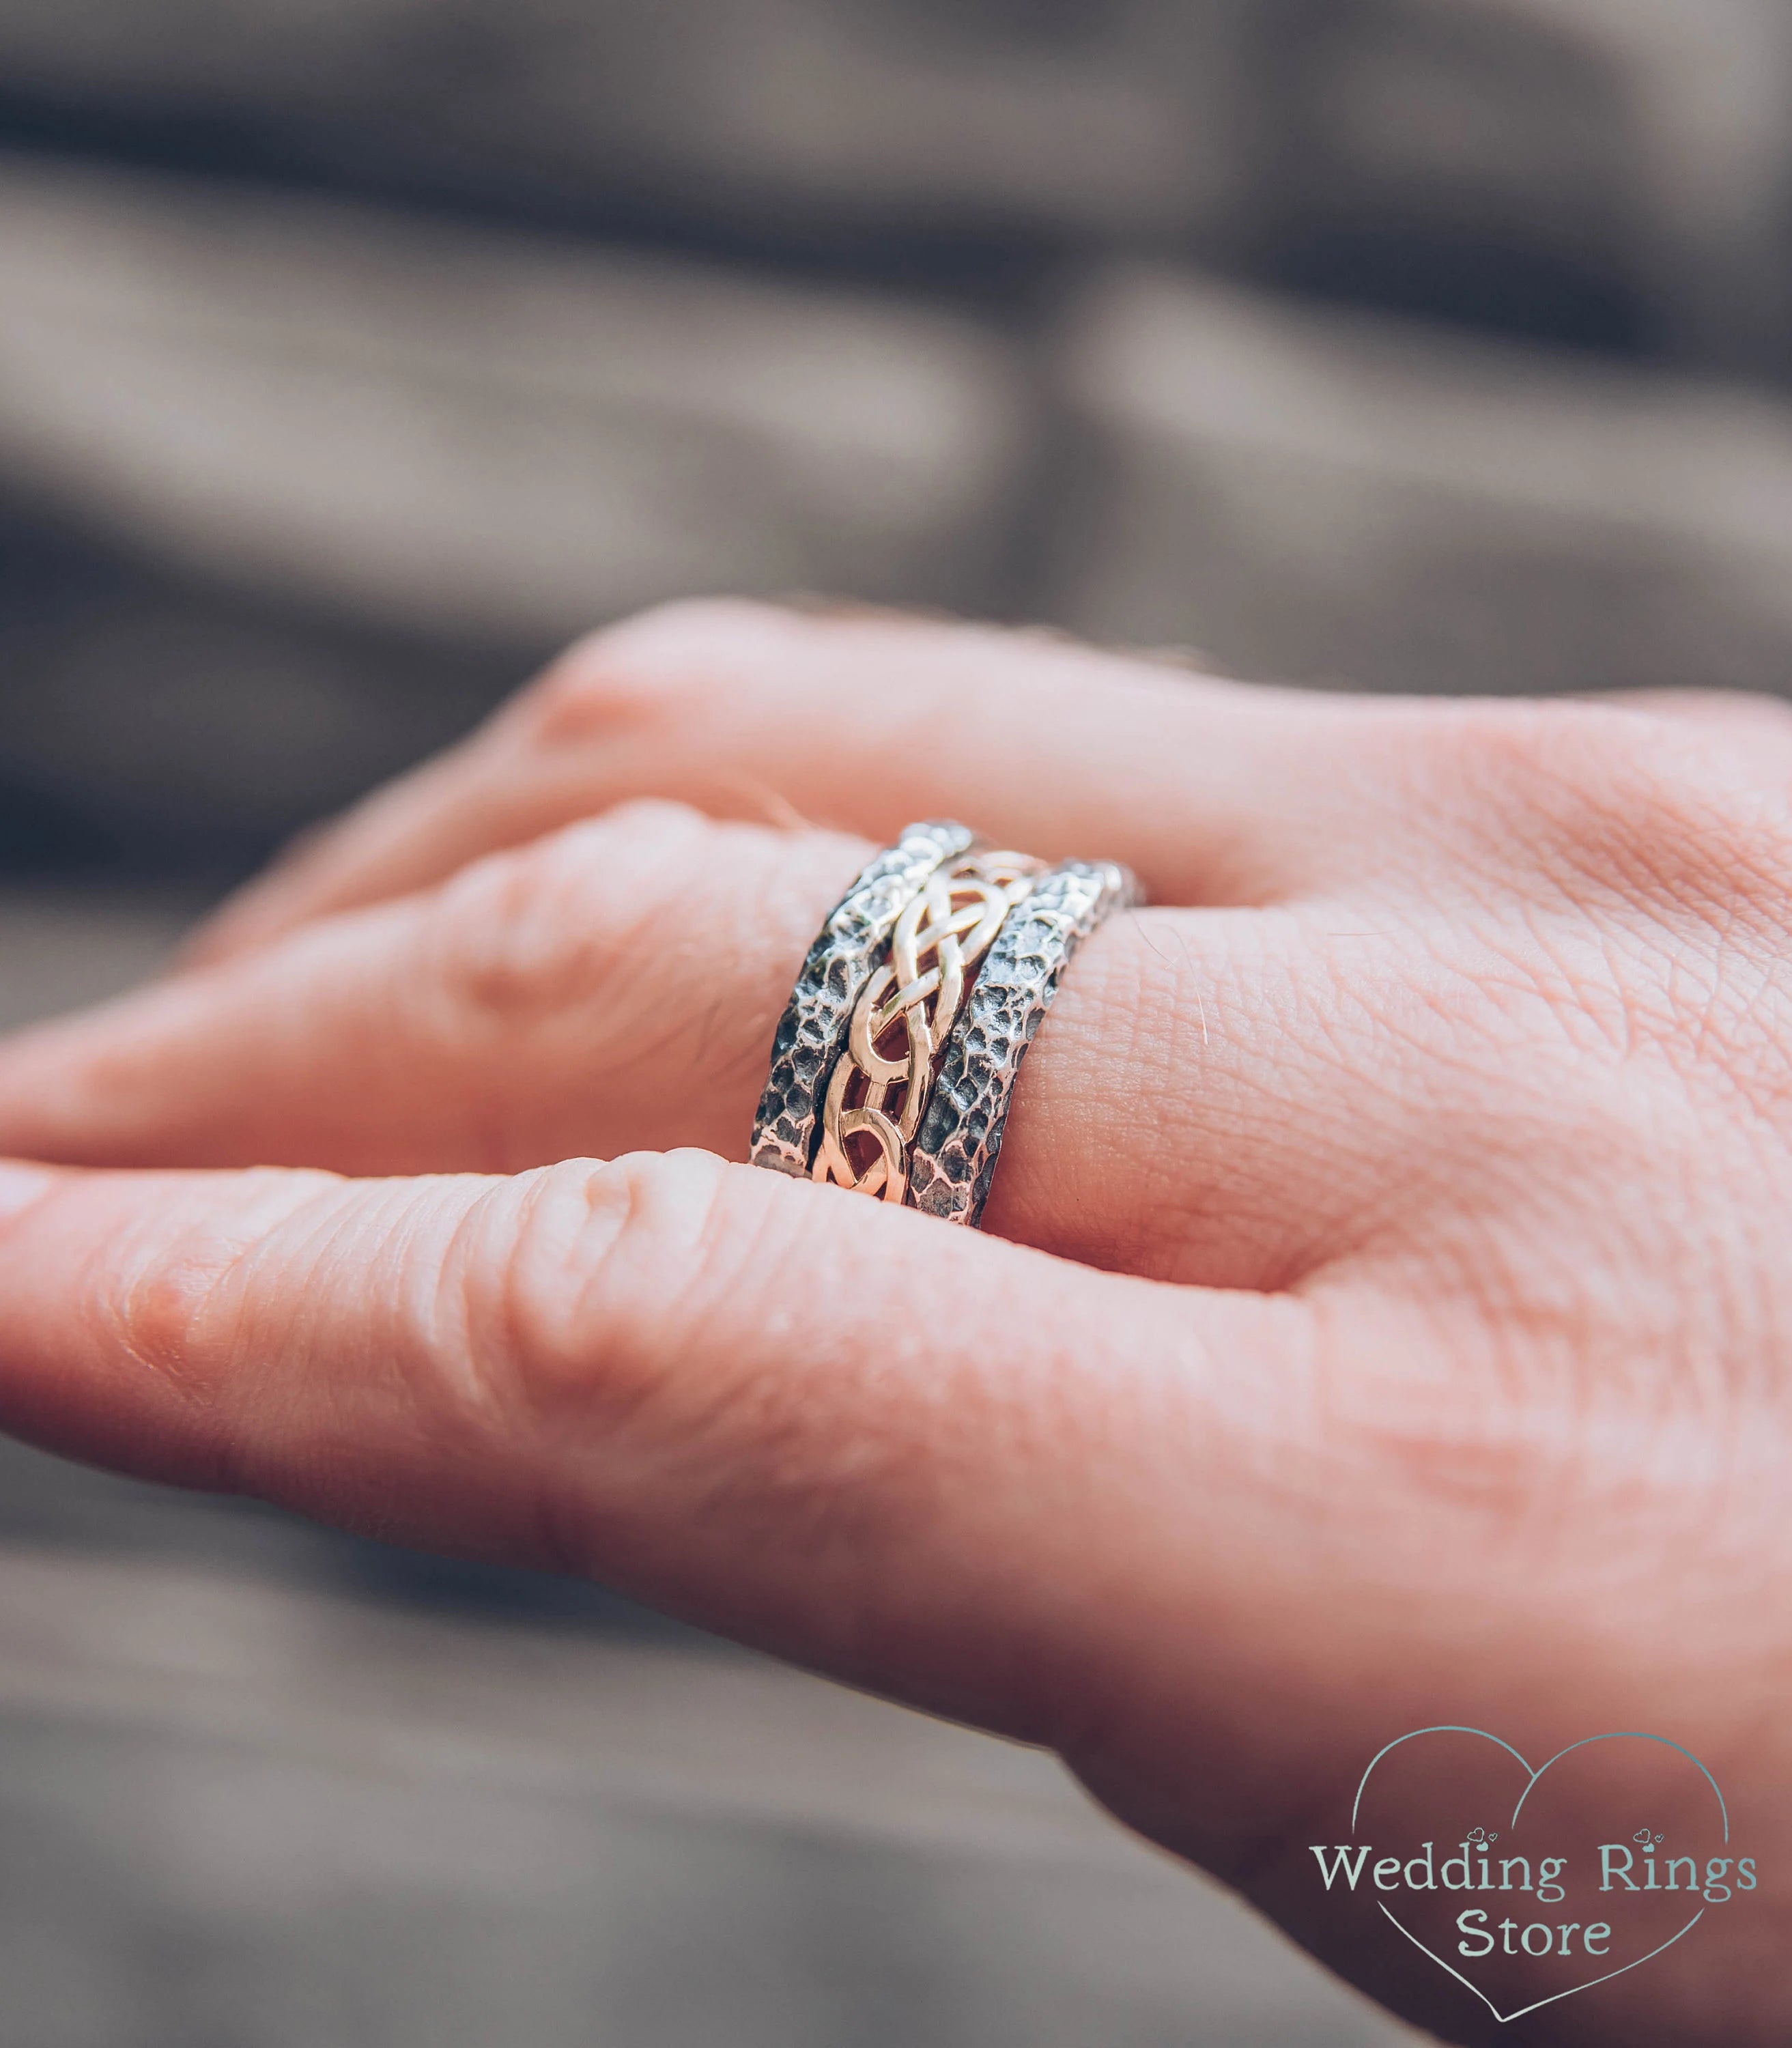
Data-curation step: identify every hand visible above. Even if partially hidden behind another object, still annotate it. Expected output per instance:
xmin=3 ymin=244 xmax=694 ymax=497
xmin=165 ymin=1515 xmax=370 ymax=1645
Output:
xmin=1 ymin=601 xmax=1789 ymax=2045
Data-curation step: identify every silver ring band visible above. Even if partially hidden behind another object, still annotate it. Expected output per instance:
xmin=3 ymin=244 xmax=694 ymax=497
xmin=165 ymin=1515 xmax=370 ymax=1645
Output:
xmin=750 ymin=821 xmax=973 ymax=1178
xmin=909 ymin=859 xmax=1140 ymax=1228
xmin=752 ymin=826 xmax=1139 ymax=1229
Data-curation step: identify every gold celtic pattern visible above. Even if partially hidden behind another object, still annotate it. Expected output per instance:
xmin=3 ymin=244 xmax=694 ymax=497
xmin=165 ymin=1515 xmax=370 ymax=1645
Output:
xmin=812 ymin=849 xmax=1042 ymax=1205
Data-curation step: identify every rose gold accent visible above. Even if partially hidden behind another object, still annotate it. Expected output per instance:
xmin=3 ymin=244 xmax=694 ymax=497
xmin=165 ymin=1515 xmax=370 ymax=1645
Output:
xmin=811 ymin=849 xmax=1042 ymax=1204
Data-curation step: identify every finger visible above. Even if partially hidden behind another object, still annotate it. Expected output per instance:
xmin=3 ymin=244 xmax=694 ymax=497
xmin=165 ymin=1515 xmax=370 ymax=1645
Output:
xmin=0 ymin=802 xmax=851 ymax=1175
xmin=0 ymin=1161 xmax=1729 ymax=2045
xmin=0 ymin=1149 xmax=1321 ymax=1752
xmin=0 ymin=1155 xmax=1633 ymax=2048
xmin=0 ymin=801 xmax=1363 ymax=1292
xmin=1594 ymin=687 xmax=1792 ymax=791
xmin=186 ymin=600 xmax=1391 ymax=963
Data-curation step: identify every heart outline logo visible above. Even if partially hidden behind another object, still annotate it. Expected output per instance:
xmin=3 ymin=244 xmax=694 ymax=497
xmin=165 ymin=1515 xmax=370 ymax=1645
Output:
xmin=1352 ymin=1728 xmax=1729 ymax=2025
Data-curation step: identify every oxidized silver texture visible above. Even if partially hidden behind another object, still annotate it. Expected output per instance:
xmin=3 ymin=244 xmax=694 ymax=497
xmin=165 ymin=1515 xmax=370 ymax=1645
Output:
xmin=750 ymin=820 xmax=975 ymax=1178
xmin=909 ymin=859 xmax=1141 ymax=1228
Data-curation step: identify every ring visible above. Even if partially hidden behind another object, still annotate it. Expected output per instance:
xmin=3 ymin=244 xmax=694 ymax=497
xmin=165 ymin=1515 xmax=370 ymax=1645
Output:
xmin=750 ymin=821 xmax=977 ymax=1180
xmin=752 ymin=824 xmax=1139 ymax=1227
xmin=908 ymin=859 xmax=1140 ymax=1227
xmin=808 ymin=841 xmax=1045 ymax=1208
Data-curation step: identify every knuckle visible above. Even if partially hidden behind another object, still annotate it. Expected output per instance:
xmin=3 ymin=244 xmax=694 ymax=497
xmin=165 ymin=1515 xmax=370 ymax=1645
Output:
xmin=1370 ymin=699 xmax=1792 ymax=1130
xmin=1414 ymin=698 xmax=1792 ymax=920
xmin=414 ymin=802 xmax=868 ymax=1118
xmin=114 ymin=1236 xmax=224 ymax=1388
xmin=479 ymin=1152 xmax=943 ymax=1579
xmin=523 ymin=598 xmax=805 ymax=746
xmin=1569 ymin=730 xmax=1792 ymax=928
xmin=473 ymin=1151 xmax=733 ymax=1429
xmin=111 ymin=1171 xmax=343 ymax=1399
xmin=422 ymin=799 xmax=722 ymax=1027
xmin=1422 ymin=698 xmax=1668 ymax=815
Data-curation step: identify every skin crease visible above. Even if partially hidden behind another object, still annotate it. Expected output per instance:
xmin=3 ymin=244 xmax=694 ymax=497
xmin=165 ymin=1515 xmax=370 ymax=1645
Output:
xmin=1 ymin=602 xmax=1791 ymax=2043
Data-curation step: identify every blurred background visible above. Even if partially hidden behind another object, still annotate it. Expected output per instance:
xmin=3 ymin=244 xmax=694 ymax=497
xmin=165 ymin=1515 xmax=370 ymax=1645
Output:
xmin=3 ymin=3 xmax=1791 ymax=2042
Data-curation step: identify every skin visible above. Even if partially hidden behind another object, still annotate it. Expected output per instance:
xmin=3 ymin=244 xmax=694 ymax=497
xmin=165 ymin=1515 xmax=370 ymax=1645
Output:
xmin=1 ymin=599 xmax=1791 ymax=2043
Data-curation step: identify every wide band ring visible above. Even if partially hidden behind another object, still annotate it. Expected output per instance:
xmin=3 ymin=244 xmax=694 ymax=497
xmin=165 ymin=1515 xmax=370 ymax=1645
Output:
xmin=751 ymin=823 xmax=1139 ymax=1227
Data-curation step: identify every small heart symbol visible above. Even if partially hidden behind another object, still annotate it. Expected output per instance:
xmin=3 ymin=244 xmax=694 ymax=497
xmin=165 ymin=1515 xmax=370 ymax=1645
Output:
xmin=1346 ymin=1728 xmax=1730 ymax=2025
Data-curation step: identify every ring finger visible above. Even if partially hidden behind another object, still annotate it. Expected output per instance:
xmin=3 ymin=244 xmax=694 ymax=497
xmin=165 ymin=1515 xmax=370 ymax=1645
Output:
xmin=0 ymin=801 xmax=1337 ymax=1289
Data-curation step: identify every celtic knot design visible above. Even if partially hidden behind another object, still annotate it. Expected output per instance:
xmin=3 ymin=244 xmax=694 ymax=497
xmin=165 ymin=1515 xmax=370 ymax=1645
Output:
xmin=812 ymin=849 xmax=1041 ymax=1204
xmin=750 ymin=821 xmax=973 ymax=1180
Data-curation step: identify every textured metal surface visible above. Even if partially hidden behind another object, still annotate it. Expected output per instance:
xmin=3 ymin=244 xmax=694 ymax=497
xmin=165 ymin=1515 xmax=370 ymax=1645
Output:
xmin=910 ymin=860 xmax=1141 ymax=1228
xmin=750 ymin=821 xmax=974 ymax=1178
xmin=810 ymin=849 xmax=1042 ymax=1206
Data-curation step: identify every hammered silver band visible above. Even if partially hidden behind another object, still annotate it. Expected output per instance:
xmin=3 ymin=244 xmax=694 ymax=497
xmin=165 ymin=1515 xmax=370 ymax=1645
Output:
xmin=750 ymin=821 xmax=973 ymax=1178
xmin=751 ymin=823 xmax=1139 ymax=1227
xmin=909 ymin=859 xmax=1140 ymax=1227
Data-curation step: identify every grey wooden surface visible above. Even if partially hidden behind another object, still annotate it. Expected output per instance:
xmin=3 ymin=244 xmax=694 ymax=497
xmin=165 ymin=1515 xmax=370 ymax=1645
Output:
xmin=8 ymin=137 xmax=1792 ymax=870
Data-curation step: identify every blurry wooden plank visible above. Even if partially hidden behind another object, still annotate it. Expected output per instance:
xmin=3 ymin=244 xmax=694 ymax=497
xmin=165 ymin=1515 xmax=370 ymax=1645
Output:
xmin=2 ymin=1 xmax=1789 ymax=367
xmin=0 ymin=1 xmax=1255 ymax=244
xmin=0 ymin=156 xmax=1032 ymax=644
xmin=0 ymin=1546 xmax=1104 ymax=1863
xmin=0 ymin=518 xmax=520 ymax=866
xmin=0 ymin=1544 xmax=1419 ymax=2043
xmin=1269 ymin=0 xmax=1792 ymax=367
xmin=1054 ymin=266 xmax=1792 ymax=697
